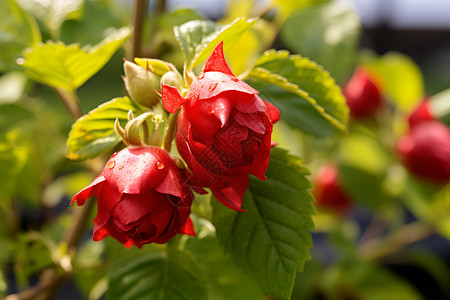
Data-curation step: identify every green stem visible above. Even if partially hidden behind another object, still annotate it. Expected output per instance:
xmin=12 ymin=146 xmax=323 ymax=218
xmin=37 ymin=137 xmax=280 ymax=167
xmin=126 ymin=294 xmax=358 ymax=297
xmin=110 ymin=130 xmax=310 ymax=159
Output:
xmin=359 ymin=221 xmax=433 ymax=261
xmin=162 ymin=110 xmax=180 ymax=152
xmin=56 ymin=88 xmax=82 ymax=119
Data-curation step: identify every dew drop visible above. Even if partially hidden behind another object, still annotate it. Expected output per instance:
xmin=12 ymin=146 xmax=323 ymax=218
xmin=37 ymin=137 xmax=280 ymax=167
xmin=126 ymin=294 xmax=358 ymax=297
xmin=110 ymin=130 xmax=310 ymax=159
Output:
xmin=111 ymin=152 xmax=118 ymax=158
xmin=157 ymin=162 xmax=165 ymax=169
xmin=207 ymin=105 xmax=214 ymax=114
xmin=231 ymin=77 xmax=239 ymax=82
xmin=108 ymin=160 xmax=115 ymax=169
xmin=209 ymin=82 xmax=218 ymax=92
xmin=198 ymin=72 xmax=205 ymax=79
xmin=118 ymin=165 xmax=124 ymax=170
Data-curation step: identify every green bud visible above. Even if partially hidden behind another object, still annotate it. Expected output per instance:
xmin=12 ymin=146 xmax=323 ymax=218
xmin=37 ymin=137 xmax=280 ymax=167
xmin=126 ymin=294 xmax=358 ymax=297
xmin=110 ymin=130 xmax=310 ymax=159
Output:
xmin=123 ymin=60 xmax=160 ymax=108
xmin=160 ymin=71 xmax=183 ymax=90
xmin=115 ymin=111 xmax=165 ymax=146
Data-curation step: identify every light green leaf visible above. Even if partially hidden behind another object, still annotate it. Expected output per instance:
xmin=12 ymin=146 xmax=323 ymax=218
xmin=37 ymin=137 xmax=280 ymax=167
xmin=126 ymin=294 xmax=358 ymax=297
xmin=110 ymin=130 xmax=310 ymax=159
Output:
xmin=0 ymin=269 xmax=6 ymax=297
xmin=246 ymin=50 xmax=348 ymax=136
xmin=16 ymin=0 xmax=84 ymax=35
xmin=362 ymin=51 xmax=424 ymax=111
xmin=430 ymin=88 xmax=450 ymax=126
xmin=0 ymin=0 xmax=41 ymax=72
xmin=19 ymin=26 xmax=131 ymax=92
xmin=106 ymin=250 xmax=207 ymax=300
xmin=212 ymin=148 xmax=315 ymax=300
xmin=280 ymin=1 xmax=360 ymax=82
xmin=174 ymin=17 xmax=257 ymax=69
xmin=66 ymin=97 xmax=145 ymax=161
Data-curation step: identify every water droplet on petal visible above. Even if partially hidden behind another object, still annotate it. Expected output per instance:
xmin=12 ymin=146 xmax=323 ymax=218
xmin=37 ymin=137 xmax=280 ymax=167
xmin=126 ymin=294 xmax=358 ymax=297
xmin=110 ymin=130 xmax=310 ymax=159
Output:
xmin=231 ymin=77 xmax=239 ymax=82
xmin=209 ymin=82 xmax=218 ymax=92
xmin=207 ymin=105 xmax=214 ymax=114
xmin=118 ymin=165 xmax=124 ymax=170
xmin=108 ymin=161 xmax=115 ymax=169
xmin=111 ymin=152 xmax=118 ymax=158
xmin=157 ymin=162 xmax=165 ymax=169
xmin=198 ymin=72 xmax=205 ymax=79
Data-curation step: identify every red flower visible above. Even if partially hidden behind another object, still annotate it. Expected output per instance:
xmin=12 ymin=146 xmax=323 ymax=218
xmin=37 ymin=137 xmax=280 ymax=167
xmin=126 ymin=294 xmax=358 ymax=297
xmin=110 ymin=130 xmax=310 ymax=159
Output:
xmin=343 ymin=67 xmax=383 ymax=119
xmin=161 ymin=42 xmax=280 ymax=211
xmin=397 ymin=121 xmax=450 ymax=185
xmin=313 ymin=164 xmax=353 ymax=216
xmin=72 ymin=146 xmax=199 ymax=248
xmin=408 ymin=97 xmax=434 ymax=128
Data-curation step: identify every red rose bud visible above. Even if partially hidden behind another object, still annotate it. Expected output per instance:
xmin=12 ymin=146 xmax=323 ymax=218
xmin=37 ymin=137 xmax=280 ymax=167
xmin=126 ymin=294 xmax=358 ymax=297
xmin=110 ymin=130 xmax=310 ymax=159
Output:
xmin=397 ymin=120 xmax=450 ymax=185
xmin=71 ymin=146 xmax=202 ymax=248
xmin=343 ymin=67 xmax=383 ymax=119
xmin=313 ymin=164 xmax=353 ymax=216
xmin=123 ymin=60 xmax=160 ymax=108
xmin=161 ymin=42 xmax=280 ymax=211
xmin=408 ymin=97 xmax=434 ymax=128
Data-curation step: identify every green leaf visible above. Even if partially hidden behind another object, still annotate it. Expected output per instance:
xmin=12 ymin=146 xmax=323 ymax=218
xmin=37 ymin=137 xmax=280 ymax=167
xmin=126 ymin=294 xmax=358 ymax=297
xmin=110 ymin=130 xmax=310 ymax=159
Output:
xmin=106 ymin=250 xmax=207 ymax=300
xmin=273 ymin=0 xmax=330 ymax=23
xmin=19 ymin=26 xmax=131 ymax=91
xmin=246 ymin=50 xmax=348 ymax=136
xmin=280 ymin=1 xmax=360 ymax=82
xmin=0 ymin=268 xmax=6 ymax=297
xmin=0 ymin=0 xmax=41 ymax=72
xmin=174 ymin=17 xmax=257 ymax=69
xmin=66 ymin=96 xmax=145 ymax=161
xmin=362 ymin=51 xmax=424 ymax=112
xmin=16 ymin=0 xmax=84 ymax=35
xmin=430 ymin=88 xmax=450 ymax=126
xmin=212 ymin=148 xmax=315 ymax=300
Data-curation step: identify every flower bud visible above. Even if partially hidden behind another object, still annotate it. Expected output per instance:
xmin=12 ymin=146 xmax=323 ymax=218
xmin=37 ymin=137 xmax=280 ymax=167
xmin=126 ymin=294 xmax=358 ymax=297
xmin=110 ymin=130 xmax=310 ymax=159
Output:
xmin=123 ymin=60 xmax=160 ymax=108
xmin=343 ymin=67 xmax=383 ymax=119
xmin=408 ymin=97 xmax=434 ymax=128
xmin=313 ymin=164 xmax=353 ymax=216
xmin=397 ymin=120 xmax=450 ymax=185
xmin=160 ymin=71 xmax=183 ymax=90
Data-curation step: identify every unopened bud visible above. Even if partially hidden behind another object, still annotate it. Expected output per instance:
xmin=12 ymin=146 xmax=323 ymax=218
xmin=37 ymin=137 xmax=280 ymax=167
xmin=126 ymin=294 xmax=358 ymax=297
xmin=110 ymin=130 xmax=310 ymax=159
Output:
xmin=123 ymin=60 xmax=160 ymax=108
xmin=160 ymin=71 xmax=184 ymax=90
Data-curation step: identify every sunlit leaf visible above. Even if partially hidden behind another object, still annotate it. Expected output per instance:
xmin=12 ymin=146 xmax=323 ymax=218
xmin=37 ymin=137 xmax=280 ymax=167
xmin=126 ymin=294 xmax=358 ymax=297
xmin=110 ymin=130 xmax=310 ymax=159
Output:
xmin=0 ymin=0 xmax=41 ymax=72
xmin=19 ymin=26 xmax=131 ymax=91
xmin=273 ymin=0 xmax=330 ymax=23
xmin=280 ymin=1 xmax=360 ymax=82
xmin=16 ymin=0 xmax=84 ymax=35
xmin=66 ymin=97 xmax=145 ymax=161
xmin=106 ymin=250 xmax=207 ymax=300
xmin=213 ymin=148 xmax=315 ymax=300
xmin=174 ymin=17 xmax=257 ymax=69
xmin=246 ymin=50 xmax=348 ymax=136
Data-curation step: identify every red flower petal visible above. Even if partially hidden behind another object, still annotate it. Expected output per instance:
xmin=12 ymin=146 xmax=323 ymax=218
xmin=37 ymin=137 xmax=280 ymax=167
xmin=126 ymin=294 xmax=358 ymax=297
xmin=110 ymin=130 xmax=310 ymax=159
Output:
xmin=93 ymin=183 xmax=121 ymax=228
xmin=161 ymin=84 xmax=187 ymax=113
xmin=70 ymin=176 xmax=105 ymax=205
xmin=264 ymin=100 xmax=280 ymax=124
xmin=203 ymin=41 xmax=234 ymax=76
xmin=102 ymin=147 xmax=169 ymax=195
xmin=178 ymin=216 xmax=195 ymax=236
xmin=210 ymin=175 xmax=249 ymax=211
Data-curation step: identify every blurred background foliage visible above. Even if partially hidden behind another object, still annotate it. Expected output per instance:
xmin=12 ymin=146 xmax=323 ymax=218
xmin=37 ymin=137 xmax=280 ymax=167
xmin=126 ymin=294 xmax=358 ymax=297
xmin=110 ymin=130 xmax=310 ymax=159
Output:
xmin=1 ymin=0 xmax=450 ymax=299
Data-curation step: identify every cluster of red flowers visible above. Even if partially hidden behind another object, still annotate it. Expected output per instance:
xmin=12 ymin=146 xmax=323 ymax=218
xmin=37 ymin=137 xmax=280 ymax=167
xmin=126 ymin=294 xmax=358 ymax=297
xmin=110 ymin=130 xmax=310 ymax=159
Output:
xmin=72 ymin=43 xmax=280 ymax=248
xmin=314 ymin=68 xmax=450 ymax=216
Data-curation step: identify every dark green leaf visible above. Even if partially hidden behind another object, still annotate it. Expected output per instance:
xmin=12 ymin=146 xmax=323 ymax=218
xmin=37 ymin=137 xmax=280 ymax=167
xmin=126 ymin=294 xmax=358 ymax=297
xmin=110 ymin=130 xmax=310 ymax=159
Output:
xmin=247 ymin=50 xmax=348 ymax=136
xmin=184 ymin=216 xmax=264 ymax=300
xmin=19 ymin=26 xmax=131 ymax=91
xmin=0 ymin=0 xmax=41 ymax=72
xmin=106 ymin=250 xmax=207 ymax=300
xmin=213 ymin=148 xmax=315 ymax=300
xmin=280 ymin=1 xmax=360 ymax=82
xmin=66 ymin=97 xmax=145 ymax=161
xmin=174 ymin=17 xmax=257 ymax=69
